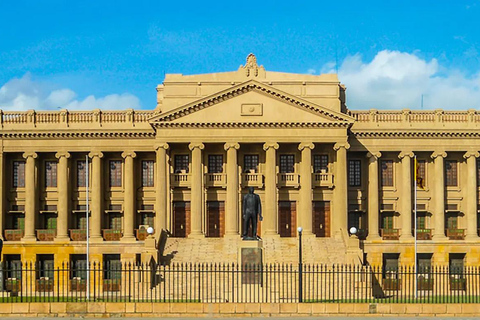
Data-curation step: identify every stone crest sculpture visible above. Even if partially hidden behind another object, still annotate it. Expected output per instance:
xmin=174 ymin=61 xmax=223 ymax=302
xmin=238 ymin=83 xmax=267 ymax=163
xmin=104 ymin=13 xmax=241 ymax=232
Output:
xmin=242 ymin=187 xmax=263 ymax=240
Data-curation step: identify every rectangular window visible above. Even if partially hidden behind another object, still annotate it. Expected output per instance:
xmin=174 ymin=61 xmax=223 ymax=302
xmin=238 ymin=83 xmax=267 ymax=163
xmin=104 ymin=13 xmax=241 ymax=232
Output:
xmin=417 ymin=160 xmax=426 ymax=188
xmin=244 ymin=155 xmax=259 ymax=173
xmin=313 ymin=155 xmax=329 ymax=173
xmin=44 ymin=213 xmax=57 ymax=230
xmin=13 ymin=161 xmax=25 ymax=187
xmin=142 ymin=160 xmax=154 ymax=187
xmin=381 ymin=160 xmax=394 ymax=187
xmin=36 ymin=254 xmax=54 ymax=279
xmin=174 ymin=155 xmax=189 ymax=173
xmin=77 ymin=161 xmax=87 ymax=187
xmin=417 ymin=253 xmax=432 ymax=274
xmin=417 ymin=214 xmax=427 ymax=230
xmin=109 ymin=160 xmax=122 ymax=187
xmin=103 ymin=254 xmax=122 ymax=280
xmin=109 ymin=213 xmax=123 ymax=230
xmin=446 ymin=213 xmax=458 ymax=230
xmin=45 ymin=161 xmax=58 ymax=188
xmin=449 ymin=253 xmax=465 ymax=278
xmin=208 ymin=155 xmax=223 ymax=173
xmin=280 ymin=154 xmax=295 ymax=173
xmin=70 ymin=254 xmax=87 ymax=280
xmin=383 ymin=253 xmax=400 ymax=279
xmin=348 ymin=160 xmax=361 ymax=187
xmin=382 ymin=214 xmax=394 ymax=230
xmin=446 ymin=160 xmax=458 ymax=186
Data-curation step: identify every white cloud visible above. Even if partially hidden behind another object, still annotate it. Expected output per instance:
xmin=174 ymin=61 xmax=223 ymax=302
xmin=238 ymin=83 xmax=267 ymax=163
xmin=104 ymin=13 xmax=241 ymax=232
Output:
xmin=0 ymin=73 xmax=141 ymax=111
xmin=327 ymin=50 xmax=480 ymax=110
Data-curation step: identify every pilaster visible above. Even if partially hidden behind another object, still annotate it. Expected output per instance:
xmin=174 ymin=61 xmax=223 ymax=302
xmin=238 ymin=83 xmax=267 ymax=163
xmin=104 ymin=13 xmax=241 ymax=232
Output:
xmin=121 ymin=151 xmax=137 ymax=241
xmin=298 ymin=142 xmax=315 ymax=235
xmin=189 ymin=143 xmax=205 ymax=237
xmin=55 ymin=151 xmax=71 ymax=241
xmin=263 ymin=142 xmax=279 ymax=236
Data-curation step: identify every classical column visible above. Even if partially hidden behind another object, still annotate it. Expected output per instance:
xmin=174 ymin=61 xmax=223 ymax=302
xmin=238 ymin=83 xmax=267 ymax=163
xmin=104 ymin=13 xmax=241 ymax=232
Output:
xmin=55 ymin=152 xmax=71 ymax=241
xmin=23 ymin=152 xmax=37 ymax=241
xmin=88 ymin=152 xmax=104 ymax=241
xmin=333 ymin=142 xmax=350 ymax=236
xmin=122 ymin=151 xmax=136 ymax=241
xmin=399 ymin=151 xmax=414 ymax=240
xmin=367 ymin=152 xmax=381 ymax=240
xmin=431 ymin=151 xmax=447 ymax=239
xmin=224 ymin=142 xmax=240 ymax=236
xmin=0 ymin=152 xmax=4 ymax=241
xmin=464 ymin=151 xmax=479 ymax=239
xmin=263 ymin=142 xmax=279 ymax=235
xmin=299 ymin=142 xmax=315 ymax=235
xmin=189 ymin=143 xmax=205 ymax=236
xmin=155 ymin=143 xmax=169 ymax=235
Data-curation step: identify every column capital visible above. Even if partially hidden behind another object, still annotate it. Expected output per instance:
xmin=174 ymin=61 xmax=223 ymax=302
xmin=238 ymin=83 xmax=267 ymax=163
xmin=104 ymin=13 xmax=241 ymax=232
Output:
xmin=333 ymin=142 xmax=350 ymax=151
xmin=22 ymin=152 xmax=38 ymax=159
xmin=188 ymin=142 xmax=205 ymax=151
xmin=367 ymin=151 xmax=382 ymax=163
xmin=463 ymin=151 xmax=480 ymax=159
xmin=263 ymin=142 xmax=279 ymax=151
xmin=431 ymin=151 xmax=447 ymax=159
xmin=155 ymin=143 xmax=170 ymax=151
xmin=55 ymin=152 xmax=71 ymax=159
xmin=398 ymin=151 xmax=414 ymax=160
xmin=224 ymin=142 xmax=240 ymax=151
xmin=122 ymin=151 xmax=137 ymax=159
xmin=298 ymin=142 xmax=315 ymax=151
xmin=88 ymin=151 xmax=104 ymax=159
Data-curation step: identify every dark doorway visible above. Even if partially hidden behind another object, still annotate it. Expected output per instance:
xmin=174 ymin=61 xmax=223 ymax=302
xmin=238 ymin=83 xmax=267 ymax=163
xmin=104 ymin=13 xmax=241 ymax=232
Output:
xmin=278 ymin=201 xmax=296 ymax=237
xmin=173 ymin=201 xmax=190 ymax=238
xmin=313 ymin=201 xmax=330 ymax=237
xmin=206 ymin=201 xmax=225 ymax=238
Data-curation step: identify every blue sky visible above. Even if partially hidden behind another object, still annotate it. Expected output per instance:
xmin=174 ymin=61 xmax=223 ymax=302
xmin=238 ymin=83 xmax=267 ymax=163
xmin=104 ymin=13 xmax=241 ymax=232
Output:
xmin=1 ymin=0 xmax=479 ymax=110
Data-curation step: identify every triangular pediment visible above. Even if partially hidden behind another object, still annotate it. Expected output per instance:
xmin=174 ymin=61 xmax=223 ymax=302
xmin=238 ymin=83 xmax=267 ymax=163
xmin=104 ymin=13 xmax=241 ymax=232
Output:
xmin=149 ymin=80 xmax=354 ymax=126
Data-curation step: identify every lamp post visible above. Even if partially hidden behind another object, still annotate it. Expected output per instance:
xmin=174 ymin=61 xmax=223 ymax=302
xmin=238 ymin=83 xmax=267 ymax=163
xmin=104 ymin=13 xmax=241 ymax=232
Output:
xmin=298 ymin=226 xmax=303 ymax=303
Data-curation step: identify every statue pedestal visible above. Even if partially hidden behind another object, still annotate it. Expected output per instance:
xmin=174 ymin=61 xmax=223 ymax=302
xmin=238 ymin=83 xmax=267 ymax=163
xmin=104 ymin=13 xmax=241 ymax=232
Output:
xmin=238 ymin=240 xmax=264 ymax=285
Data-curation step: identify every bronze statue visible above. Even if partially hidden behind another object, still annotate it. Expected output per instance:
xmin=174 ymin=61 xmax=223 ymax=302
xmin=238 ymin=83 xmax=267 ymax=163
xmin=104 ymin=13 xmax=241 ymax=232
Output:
xmin=242 ymin=187 xmax=263 ymax=240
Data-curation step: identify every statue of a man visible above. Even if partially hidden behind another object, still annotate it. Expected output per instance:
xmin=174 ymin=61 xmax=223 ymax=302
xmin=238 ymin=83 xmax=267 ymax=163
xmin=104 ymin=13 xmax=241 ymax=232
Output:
xmin=242 ymin=187 xmax=263 ymax=240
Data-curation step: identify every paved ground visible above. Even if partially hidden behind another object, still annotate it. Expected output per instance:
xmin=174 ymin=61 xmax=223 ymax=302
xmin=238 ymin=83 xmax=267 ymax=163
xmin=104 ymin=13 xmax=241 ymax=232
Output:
xmin=1 ymin=318 xmax=479 ymax=320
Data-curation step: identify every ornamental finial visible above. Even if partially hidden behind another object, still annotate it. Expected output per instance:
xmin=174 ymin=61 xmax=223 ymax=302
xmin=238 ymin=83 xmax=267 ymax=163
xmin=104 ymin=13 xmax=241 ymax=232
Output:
xmin=239 ymin=53 xmax=264 ymax=77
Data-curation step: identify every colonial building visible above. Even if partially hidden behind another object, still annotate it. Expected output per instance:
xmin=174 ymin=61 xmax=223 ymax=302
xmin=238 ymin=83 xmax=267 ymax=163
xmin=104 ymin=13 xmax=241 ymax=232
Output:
xmin=1 ymin=54 xmax=480 ymax=272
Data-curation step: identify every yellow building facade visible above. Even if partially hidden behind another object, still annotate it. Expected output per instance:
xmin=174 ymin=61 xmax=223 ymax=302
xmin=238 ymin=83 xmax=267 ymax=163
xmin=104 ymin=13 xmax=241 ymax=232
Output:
xmin=1 ymin=54 xmax=480 ymax=270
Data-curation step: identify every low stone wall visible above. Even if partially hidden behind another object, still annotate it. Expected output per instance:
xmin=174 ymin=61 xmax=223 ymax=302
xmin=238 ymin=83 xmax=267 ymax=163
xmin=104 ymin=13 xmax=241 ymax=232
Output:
xmin=0 ymin=302 xmax=478 ymax=317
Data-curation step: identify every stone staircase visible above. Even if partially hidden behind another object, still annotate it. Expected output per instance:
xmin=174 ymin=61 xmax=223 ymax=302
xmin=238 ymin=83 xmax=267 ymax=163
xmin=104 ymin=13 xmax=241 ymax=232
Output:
xmin=162 ymin=234 xmax=350 ymax=265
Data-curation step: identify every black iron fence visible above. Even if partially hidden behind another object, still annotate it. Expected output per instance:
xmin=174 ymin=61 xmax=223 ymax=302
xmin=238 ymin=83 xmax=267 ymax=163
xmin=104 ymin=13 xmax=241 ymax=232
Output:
xmin=1 ymin=262 xmax=480 ymax=303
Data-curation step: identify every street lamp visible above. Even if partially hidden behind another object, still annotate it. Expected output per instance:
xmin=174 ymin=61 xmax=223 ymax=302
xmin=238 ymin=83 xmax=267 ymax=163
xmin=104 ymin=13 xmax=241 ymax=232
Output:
xmin=147 ymin=227 xmax=154 ymax=236
xmin=298 ymin=226 xmax=303 ymax=303
xmin=349 ymin=227 xmax=358 ymax=236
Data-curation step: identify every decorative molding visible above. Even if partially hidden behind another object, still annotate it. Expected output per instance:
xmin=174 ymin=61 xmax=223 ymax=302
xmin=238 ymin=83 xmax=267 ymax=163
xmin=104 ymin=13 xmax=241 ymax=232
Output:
xmin=0 ymin=131 xmax=155 ymax=139
xmin=55 ymin=152 xmax=71 ymax=159
xmin=333 ymin=142 xmax=350 ymax=151
xmin=366 ymin=151 xmax=382 ymax=162
xmin=431 ymin=151 xmax=447 ymax=159
xmin=22 ymin=152 xmax=38 ymax=159
xmin=298 ymin=142 xmax=315 ymax=151
xmin=224 ymin=143 xmax=240 ymax=151
xmin=263 ymin=143 xmax=279 ymax=151
xmin=153 ymin=122 xmax=349 ymax=129
xmin=398 ymin=151 xmax=414 ymax=159
xmin=154 ymin=143 xmax=170 ymax=151
xmin=121 ymin=151 xmax=137 ymax=159
xmin=188 ymin=143 xmax=205 ymax=151
xmin=352 ymin=130 xmax=480 ymax=138
xmin=463 ymin=151 xmax=480 ymax=159
xmin=88 ymin=151 xmax=104 ymax=159
xmin=240 ymin=53 xmax=263 ymax=77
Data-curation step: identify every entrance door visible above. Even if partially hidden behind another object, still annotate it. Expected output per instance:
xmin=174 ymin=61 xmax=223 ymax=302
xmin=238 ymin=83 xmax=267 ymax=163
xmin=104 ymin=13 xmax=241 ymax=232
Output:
xmin=278 ymin=201 xmax=296 ymax=237
xmin=313 ymin=201 xmax=330 ymax=237
xmin=173 ymin=201 xmax=190 ymax=238
xmin=207 ymin=201 xmax=225 ymax=238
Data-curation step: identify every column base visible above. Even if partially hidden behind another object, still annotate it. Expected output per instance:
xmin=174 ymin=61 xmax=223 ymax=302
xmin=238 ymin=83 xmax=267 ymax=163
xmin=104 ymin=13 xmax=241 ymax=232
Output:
xmin=224 ymin=232 xmax=240 ymax=239
xmin=433 ymin=234 xmax=448 ymax=240
xmin=366 ymin=235 xmax=381 ymax=241
xmin=89 ymin=235 xmax=104 ymax=243
xmin=54 ymin=235 xmax=71 ymax=242
xmin=465 ymin=234 xmax=478 ymax=240
xmin=22 ymin=235 xmax=37 ymax=242
xmin=188 ymin=232 xmax=205 ymax=239
xmin=399 ymin=234 xmax=414 ymax=241
xmin=121 ymin=235 xmax=136 ymax=242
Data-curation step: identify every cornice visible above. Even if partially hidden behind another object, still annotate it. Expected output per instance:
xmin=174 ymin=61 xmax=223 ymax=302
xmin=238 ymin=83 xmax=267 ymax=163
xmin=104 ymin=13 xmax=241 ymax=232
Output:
xmin=351 ymin=130 xmax=480 ymax=138
xmin=0 ymin=131 xmax=155 ymax=139
xmin=153 ymin=122 xmax=349 ymax=129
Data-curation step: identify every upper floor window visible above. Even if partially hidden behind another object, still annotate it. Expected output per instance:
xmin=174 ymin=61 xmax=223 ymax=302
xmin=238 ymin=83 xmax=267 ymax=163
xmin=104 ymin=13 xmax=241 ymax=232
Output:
xmin=208 ymin=155 xmax=223 ymax=173
xmin=381 ymin=160 xmax=394 ymax=187
xmin=244 ymin=154 xmax=259 ymax=173
xmin=142 ymin=160 xmax=154 ymax=187
xmin=109 ymin=160 xmax=122 ymax=187
xmin=416 ymin=160 xmax=426 ymax=188
xmin=45 ymin=161 xmax=57 ymax=188
xmin=445 ymin=160 xmax=458 ymax=186
xmin=280 ymin=154 xmax=295 ymax=173
xmin=313 ymin=155 xmax=329 ymax=173
xmin=348 ymin=160 xmax=361 ymax=187
xmin=174 ymin=155 xmax=189 ymax=173
xmin=77 ymin=161 xmax=87 ymax=187
xmin=13 ymin=161 xmax=25 ymax=188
